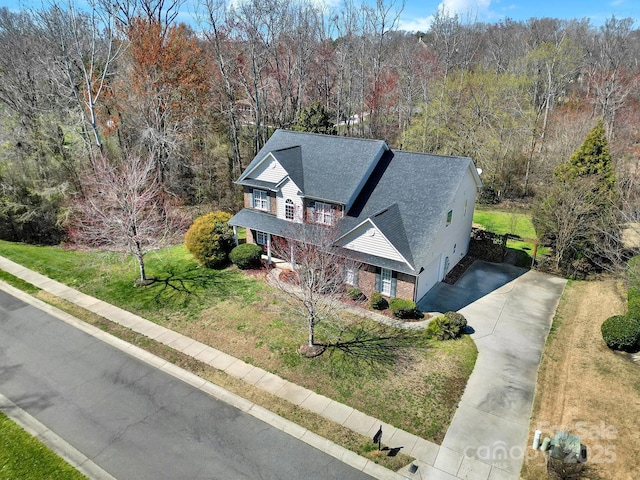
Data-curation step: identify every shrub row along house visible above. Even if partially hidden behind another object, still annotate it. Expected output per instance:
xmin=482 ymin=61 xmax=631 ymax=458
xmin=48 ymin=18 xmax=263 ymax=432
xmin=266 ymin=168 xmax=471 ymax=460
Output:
xmin=229 ymin=130 xmax=482 ymax=303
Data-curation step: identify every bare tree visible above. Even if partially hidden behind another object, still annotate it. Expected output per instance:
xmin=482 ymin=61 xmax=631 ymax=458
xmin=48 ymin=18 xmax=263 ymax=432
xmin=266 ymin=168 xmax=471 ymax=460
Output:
xmin=586 ymin=16 xmax=636 ymax=139
xmin=200 ymin=0 xmax=243 ymax=178
xmin=41 ymin=1 xmax=124 ymax=158
xmin=533 ymin=176 xmax=602 ymax=270
xmin=69 ymin=153 xmax=189 ymax=282
xmin=270 ymin=222 xmax=359 ymax=355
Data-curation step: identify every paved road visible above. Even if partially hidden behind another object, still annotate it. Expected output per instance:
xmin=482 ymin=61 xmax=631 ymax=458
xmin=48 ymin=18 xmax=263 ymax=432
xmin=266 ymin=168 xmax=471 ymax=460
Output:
xmin=0 ymin=289 xmax=375 ymax=480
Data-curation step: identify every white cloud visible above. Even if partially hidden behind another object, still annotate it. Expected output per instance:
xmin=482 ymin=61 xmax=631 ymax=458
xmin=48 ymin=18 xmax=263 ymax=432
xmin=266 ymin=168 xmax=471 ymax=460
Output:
xmin=399 ymin=0 xmax=499 ymax=32
xmin=398 ymin=16 xmax=434 ymax=33
xmin=437 ymin=0 xmax=493 ymax=19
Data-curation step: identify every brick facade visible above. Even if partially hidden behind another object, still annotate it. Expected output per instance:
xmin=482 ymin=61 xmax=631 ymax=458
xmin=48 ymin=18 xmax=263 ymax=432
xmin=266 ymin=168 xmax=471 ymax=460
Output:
xmin=356 ymin=265 xmax=416 ymax=301
xmin=244 ymin=187 xmax=277 ymax=215
xmin=395 ymin=272 xmax=416 ymax=301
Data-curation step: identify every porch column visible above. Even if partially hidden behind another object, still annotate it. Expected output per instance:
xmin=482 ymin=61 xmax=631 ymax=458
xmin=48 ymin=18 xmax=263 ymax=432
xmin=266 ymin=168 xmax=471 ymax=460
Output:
xmin=267 ymin=233 xmax=272 ymax=264
xmin=233 ymin=225 xmax=238 ymax=246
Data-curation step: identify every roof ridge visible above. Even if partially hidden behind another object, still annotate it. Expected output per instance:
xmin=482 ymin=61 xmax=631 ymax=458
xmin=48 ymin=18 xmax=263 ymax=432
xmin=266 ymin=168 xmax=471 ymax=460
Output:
xmin=394 ymin=148 xmax=472 ymax=161
xmin=274 ymin=129 xmax=387 ymax=145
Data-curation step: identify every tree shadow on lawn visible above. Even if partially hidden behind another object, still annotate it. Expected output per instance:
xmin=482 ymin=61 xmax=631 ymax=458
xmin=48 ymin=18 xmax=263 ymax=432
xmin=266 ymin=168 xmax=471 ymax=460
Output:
xmin=320 ymin=323 xmax=423 ymax=377
xmin=133 ymin=265 xmax=260 ymax=308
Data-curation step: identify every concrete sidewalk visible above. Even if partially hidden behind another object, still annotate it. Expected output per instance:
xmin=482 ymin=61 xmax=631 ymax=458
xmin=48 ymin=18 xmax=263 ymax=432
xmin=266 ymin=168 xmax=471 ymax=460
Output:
xmin=0 ymin=255 xmax=565 ymax=480
xmin=0 ymin=256 xmax=452 ymax=479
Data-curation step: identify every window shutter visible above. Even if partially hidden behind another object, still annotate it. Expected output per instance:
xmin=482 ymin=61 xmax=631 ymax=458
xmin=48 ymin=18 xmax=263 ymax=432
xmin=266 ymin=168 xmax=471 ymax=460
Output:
xmin=374 ymin=267 xmax=381 ymax=292
xmin=249 ymin=190 xmax=254 ymax=208
xmin=354 ymin=267 xmax=359 ymax=287
xmin=309 ymin=201 xmax=316 ymax=222
xmin=390 ymin=271 xmax=397 ymax=297
xmin=267 ymin=193 xmax=271 ymax=212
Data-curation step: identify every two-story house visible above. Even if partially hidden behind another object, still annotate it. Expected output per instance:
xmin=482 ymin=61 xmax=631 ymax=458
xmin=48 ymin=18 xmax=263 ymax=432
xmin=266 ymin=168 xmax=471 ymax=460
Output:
xmin=228 ymin=129 xmax=482 ymax=303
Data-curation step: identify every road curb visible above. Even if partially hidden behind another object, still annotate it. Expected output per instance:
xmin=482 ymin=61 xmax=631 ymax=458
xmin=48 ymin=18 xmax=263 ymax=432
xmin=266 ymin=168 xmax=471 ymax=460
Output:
xmin=0 ymin=281 xmax=405 ymax=480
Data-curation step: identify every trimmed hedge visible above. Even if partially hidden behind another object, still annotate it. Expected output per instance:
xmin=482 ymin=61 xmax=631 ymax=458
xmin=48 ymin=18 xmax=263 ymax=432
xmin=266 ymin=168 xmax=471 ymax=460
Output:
xmin=389 ymin=298 xmax=419 ymax=319
xmin=184 ymin=211 xmax=235 ymax=268
xmin=369 ymin=292 xmax=388 ymax=310
xmin=601 ymin=314 xmax=640 ymax=351
xmin=426 ymin=311 xmax=468 ymax=340
xmin=230 ymin=243 xmax=263 ymax=269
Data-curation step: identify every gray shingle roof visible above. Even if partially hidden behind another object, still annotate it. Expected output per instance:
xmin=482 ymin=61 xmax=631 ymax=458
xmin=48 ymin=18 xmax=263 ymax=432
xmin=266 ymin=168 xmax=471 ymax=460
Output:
xmin=368 ymin=203 xmax=414 ymax=267
xmin=238 ymin=130 xmax=387 ymax=206
xmin=271 ymin=146 xmax=304 ymax=191
xmin=228 ymin=208 xmax=412 ymax=273
xmin=231 ymin=130 xmax=480 ymax=276
xmin=341 ymin=149 xmax=476 ymax=273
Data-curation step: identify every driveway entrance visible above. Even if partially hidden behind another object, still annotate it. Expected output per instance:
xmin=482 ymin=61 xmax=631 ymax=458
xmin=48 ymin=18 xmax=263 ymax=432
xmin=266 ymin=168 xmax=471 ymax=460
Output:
xmin=416 ymin=261 xmax=567 ymax=480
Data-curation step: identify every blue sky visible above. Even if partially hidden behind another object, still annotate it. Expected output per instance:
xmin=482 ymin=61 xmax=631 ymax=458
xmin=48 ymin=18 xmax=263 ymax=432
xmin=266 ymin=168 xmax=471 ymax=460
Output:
xmin=1 ymin=0 xmax=638 ymax=32
xmin=398 ymin=0 xmax=639 ymax=32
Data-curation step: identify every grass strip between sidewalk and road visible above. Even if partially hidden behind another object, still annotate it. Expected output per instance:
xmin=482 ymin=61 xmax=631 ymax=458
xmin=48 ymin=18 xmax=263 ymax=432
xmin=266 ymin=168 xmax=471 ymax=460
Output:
xmin=0 ymin=270 xmax=414 ymax=472
xmin=0 ymin=241 xmax=476 ymax=447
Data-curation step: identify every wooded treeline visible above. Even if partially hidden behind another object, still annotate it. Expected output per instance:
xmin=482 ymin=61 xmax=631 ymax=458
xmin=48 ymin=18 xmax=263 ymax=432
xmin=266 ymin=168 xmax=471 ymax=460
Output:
xmin=0 ymin=1 xmax=638 ymax=257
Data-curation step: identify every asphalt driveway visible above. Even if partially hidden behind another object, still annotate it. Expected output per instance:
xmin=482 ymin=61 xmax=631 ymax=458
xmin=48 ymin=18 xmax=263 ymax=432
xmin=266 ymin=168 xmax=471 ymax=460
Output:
xmin=417 ymin=261 xmax=567 ymax=480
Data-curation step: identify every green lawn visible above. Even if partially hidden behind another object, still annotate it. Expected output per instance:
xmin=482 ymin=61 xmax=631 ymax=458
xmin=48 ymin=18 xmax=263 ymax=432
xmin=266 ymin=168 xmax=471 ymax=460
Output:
xmin=473 ymin=206 xmax=550 ymax=258
xmin=0 ymin=412 xmax=87 ymax=480
xmin=473 ymin=206 xmax=537 ymax=238
xmin=0 ymin=240 xmax=476 ymax=445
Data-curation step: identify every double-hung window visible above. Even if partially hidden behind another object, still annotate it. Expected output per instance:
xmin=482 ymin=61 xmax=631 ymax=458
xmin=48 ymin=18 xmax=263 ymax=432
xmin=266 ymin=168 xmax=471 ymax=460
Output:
xmin=381 ymin=268 xmax=392 ymax=296
xmin=345 ymin=267 xmax=356 ymax=286
xmin=255 ymin=231 xmax=268 ymax=246
xmin=315 ymin=202 xmax=333 ymax=225
xmin=253 ymin=190 xmax=269 ymax=211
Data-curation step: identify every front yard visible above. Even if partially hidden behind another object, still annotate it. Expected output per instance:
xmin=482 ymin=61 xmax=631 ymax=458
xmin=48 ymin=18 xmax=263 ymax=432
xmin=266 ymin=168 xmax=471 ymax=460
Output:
xmin=0 ymin=241 xmax=476 ymax=445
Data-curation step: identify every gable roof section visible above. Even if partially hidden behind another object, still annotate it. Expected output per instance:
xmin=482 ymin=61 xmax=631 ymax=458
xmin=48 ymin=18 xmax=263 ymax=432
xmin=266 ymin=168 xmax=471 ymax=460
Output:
xmin=232 ymin=129 xmax=482 ymax=275
xmin=271 ymin=146 xmax=304 ymax=190
xmin=238 ymin=130 xmax=388 ymax=206
xmin=339 ymin=150 xmax=479 ymax=273
xmin=369 ymin=203 xmax=414 ymax=267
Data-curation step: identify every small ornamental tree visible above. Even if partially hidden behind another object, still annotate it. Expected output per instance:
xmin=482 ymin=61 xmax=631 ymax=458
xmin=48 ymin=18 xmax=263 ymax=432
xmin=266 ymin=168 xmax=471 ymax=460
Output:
xmin=270 ymin=222 xmax=359 ymax=354
xmin=68 ymin=154 xmax=189 ymax=283
xmin=184 ymin=211 xmax=235 ymax=268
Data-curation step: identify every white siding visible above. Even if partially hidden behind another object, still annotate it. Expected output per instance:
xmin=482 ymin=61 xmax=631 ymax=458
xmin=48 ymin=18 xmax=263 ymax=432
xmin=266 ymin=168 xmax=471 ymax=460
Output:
xmin=415 ymin=166 xmax=479 ymax=302
xmin=340 ymin=222 xmax=406 ymax=263
xmin=416 ymin=254 xmax=441 ymax=300
xmin=251 ymin=154 xmax=288 ymax=183
xmin=276 ymin=178 xmax=303 ymax=222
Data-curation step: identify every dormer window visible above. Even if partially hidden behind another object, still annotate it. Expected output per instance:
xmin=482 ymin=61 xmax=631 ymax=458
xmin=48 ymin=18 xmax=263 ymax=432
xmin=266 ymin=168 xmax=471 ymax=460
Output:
xmin=253 ymin=189 xmax=269 ymax=211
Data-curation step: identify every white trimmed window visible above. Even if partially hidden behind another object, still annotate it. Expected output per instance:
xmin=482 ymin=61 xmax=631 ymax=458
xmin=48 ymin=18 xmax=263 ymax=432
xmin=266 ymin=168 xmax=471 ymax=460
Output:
xmin=345 ymin=267 xmax=356 ymax=286
xmin=255 ymin=231 xmax=268 ymax=246
xmin=446 ymin=209 xmax=453 ymax=226
xmin=381 ymin=268 xmax=392 ymax=296
xmin=253 ymin=189 xmax=269 ymax=211
xmin=285 ymin=199 xmax=294 ymax=220
xmin=316 ymin=202 xmax=333 ymax=225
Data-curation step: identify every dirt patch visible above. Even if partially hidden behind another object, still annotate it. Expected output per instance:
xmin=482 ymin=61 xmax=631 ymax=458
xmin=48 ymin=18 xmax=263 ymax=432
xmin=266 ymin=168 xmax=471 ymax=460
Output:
xmin=522 ymin=280 xmax=640 ymax=480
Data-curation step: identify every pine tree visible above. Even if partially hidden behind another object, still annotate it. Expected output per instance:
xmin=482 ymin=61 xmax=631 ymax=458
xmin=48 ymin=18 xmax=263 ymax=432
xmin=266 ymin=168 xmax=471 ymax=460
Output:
xmin=291 ymin=103 xmax=336 ymax=135
xmin=554 ymin=119 xmax=615 ymax=192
